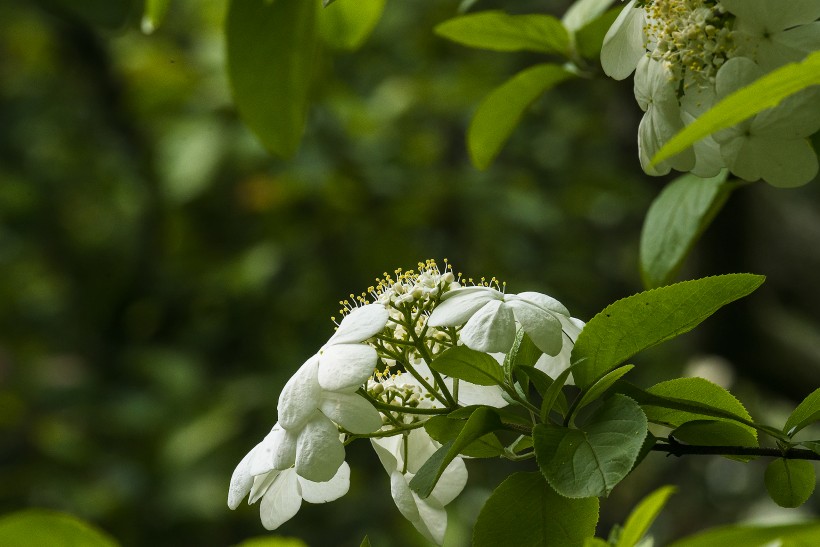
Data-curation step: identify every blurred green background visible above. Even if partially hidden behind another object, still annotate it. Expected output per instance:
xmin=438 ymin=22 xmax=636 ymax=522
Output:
xmin=1 ymin=0 xmax=819 ymax=545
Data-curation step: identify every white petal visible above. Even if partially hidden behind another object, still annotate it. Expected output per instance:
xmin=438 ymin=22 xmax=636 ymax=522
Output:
xmin=753 ymin=87 xmax=820 ymax=139
xmin=405 ymin=428 xmax=440 ymax=474
xmin=298 ymin=461 xmax=350 ymax=504
xmin=601 ymin=0 xmax=646 ymax=80
xmin=295 ymin=413 xmax=346 ymax=482
xmin=390 ymin=471 xmax=439 ymax=544
xmin=505 ymin=299 xmax=563 ymax=356
xmin=277 ymin=356 xmax=322 ymax=431
xmin=716 ymin=57 xmax=761 ymax=99
xmin=413 ymin=488 xmax=448 ymax=546
xmin=227 ymin=449 xmax=255 ymax=510
xmin=317 ymin=343 xmax=378 ymax=392
xmin=319 ymin=391 xmax=382 ymax=434
xmin=259 ymin=469 xmax=302 ymax=530
xmin=721 ymin=0 xmax=820 ymax=32
xmin=327 ymin=304 xmax=389 ymax=345
xmin=249 ymin=470 xmax=279 ymax=504
xmin=249 ymin=424 xmax=296 ymax=476
xmin=509 ymin=291 xmax=570 ymax=317
xmin=429 ymin=457 xmax=467 ymax=507
xmin=754 ymin=138 xmax=818 ymax=188
xmin=460 ymin=300 xmax=516 ymax=353
xmin=456 ymin=383 xmax=509 ymax=408
xmin=427 ymin=287 xmax=503 ymax=327
xmin=371 ymin=436 xmax=401 ymax=473
xmin=560 ymin=316 xmax=585 ymax=342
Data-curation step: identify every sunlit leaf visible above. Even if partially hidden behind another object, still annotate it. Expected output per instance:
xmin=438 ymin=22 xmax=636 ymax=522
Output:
xmin=141 ymin=0 xmax=170 ymax=34
xmin=784 ymin=387 xmax=820 ymax=437
xmin=562 ymin=0 xmax=616 ymax=32
xmin=640 ymin=170 xmax=733 ymax=289
xmin=571 ymin=274 xmax=765 ymax=389
xmin=318 ymin=0 xmax=385 ymax=51
xmin=436 ymin=11 xmax=570 ymax=55
xmin=0 ymin=510 xmax=118 ymax=547
xmin=670 ymin=522 xmax=820 ymax=547
xmin=429 ymin=346 xmax=505 ymax=386
xmin=473 ymin=472 xmax=599 ymax=547
xmin=616 ymin=485 xmax=676 ymax=547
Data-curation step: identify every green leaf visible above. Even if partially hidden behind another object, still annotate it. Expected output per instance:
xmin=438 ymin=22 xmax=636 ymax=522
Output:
xmin=642 ymin=377 xmax=757 ymax=442
xmin=639 ymin=170 xmax=733 ymax=289
xmin=652 ymin=50 xmax=820 ymax=167
xmin=469 ymin=63 xmax=574 ymax=170
xmin=562 ymin=0 xmax=616 ymax=32
xmin=473 ymin=472 xmax=599 ymax=547
xmin=236 ymin=537 xmax=308 ymax=547
xmin=540 ymin=366 xmax=574 ymax=422
xmin=504 ymin=329 xmax=542 ymax=381
xmin=670 ymin=522 xmax=820 ymax=547
xmin=318 ymin=0 xmax=385 ymax=51
xmin=572 ymin=364 xmax=634 ymax=417
xmin=141 ymin=0 xmax=170 ymax=34
xmin=800 ymin=440 xmax=820 ymax=456
xmin=226 ymin=0 xmax=318 ymax=157
xmin=435 ymin=11 xmax=570 ymax=55
xmin=616 ymin=485 xmax=676 ymax=547
xmin=48 ymin=0 xmax=139 ymax=29
xmin=571 ymin=274 xmax=765 ymax=389
xmin=424 ymin=415 xmax=504 ymax=458
xmin=585 ymin=539 xmax=610 ymax=547
xmin=410 ymin=406 xmax=502 ymax=498
xmin=784 ymin=387 xmax=820 ymax=437
xmin=429 ymin=346 xmax=505 ymax=386
xmin=534 ymin=394 xmax=648 ymax=498
xmin=765 ymin=459 xmax=816 ymax=508
xmin=671 ymin=421 xmax=757 ymax=454
xmin=0 ymin=510 xmax=119 ymax=547
xmin=573 ymin=7 xmax=621 ymax=60
xmin=360 ymin=536 xmax=371 ymax=547
xmin=516 ymin=366 xmax=569 ymax=416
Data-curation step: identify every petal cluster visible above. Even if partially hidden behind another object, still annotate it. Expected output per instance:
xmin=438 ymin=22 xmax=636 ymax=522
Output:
xmin=601 ymin=0 xmax=820 ymax=186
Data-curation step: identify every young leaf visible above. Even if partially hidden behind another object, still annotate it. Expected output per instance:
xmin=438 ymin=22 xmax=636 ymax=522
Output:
xmin=639 ymin=170 xmax=733 ymax=289
xmin=318 ymin=0 xmax=385 ymax=51
xmin=226 ymin=0 xmax=318 ymax=157
xmin=800 ymin=440 xmax=820 ymax=456
xmin=669 ymin=522 xmax=820 ymax=547
xmin=616 ymin=485 xmax=676 ymax=547
xmin=764 ymin=458 xmax=816 ymax=508
xmin=504 ymin=328 xmax=542 ymax=381
xmin=473 ymin=472 xmax=599 ymax=547
xmin=540 ymin=366 xmax=573 ymax=422
xmin=534 ymin=394 xmax=648 ymax=498
xmin=424 ymin=415 xmax=504 ymax=457
xmin=429 ymin=346 xmax=505 ymax=386
xmin=468 ymin=64 xmax=575 ymax=170
xmin=360 ymin=537 xmax=371 ymax=547
xmin=562 ymin=0 xmax=616 ymax=32
xmin=410 ymin=406 xmax=502 ymax=498
xmin=435 ymin=11 xmax=570 ymax=55
xmin=572 ymin=364 xmax=634 ymax=417
xmin=784 ymin=387 xmax=820 ymax=437
xmin=0 ymin=510 xmax=118 ymax=547
xmin=571 ymin=274 xmax=765 ymax=389
xmin=652 ymin=50 xmax=820 ymax=167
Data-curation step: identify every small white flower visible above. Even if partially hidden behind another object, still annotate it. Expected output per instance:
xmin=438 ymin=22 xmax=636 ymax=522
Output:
xmin=371 ymin=429 xmax=467 ymax=545
xmin=601 ymin=0 xmax=646 ymax=80
xmin=428 ymin=286 xmax=570 ymax=355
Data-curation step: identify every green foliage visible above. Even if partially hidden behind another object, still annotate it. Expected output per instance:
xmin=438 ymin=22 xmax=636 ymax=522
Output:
xmin=236 ymin=538 xmax=308 ymax=547
xmin=784 ymin=387 xmax=820 ymax=437
xmin=540 ymin=367 xmax=574 ymax=422
xmin=473 ymin=472 xmax=599 ymax=547
xmin=764 ymin=459 xmax=816 ymax=508
xmin=652 ymin=50 xmax=820 ymax=167
xmin=423 ymin=415 xmax=504 ymax=458
xmin=503 ymin=329 xmax=542 ymax=380
xmin=571 ymin=274 xmax=765 ymax=388
xmin=435 ymin=12 xmax=570 ymax=55
xmin=670 ymin=522 xmax=820 ymax=547
xmin=0 ymin=510 xmax=118 ymax=547
xmin=48 ymin=0 xmax=140 ymax=29
xmin=410 ymin=407 xmax=502 ymax=498
xmin=429 ymin=346 xmax=505 ymax=386
xmin=572 ymin=7 xmax=620 ymax=60
xmin=468 ymin=64 xmax=575 ymax=169
xmin=534 ymin=394 xmax=648 ymax=498
xmin=561 ymin=0 xmax=616 ymax=33
xmin=360 ymin=536 xmax=371 ymax=547
xmin=226 ymin=0 xmax=318 ymax=157
xmin=572 ymin=364 xmax=634 ymax=418
xmin=141 ymin=0 xmax=170 ymax=34
xmin=318 ymin=0 xmax=385 ymax=51
xmin=616 ymin=485 xmax=676 ymax=547
xmin=640 ymin=171 xmax=733 ymax=289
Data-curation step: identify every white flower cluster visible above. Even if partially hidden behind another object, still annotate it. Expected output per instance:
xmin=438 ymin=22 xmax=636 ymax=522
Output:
xmin=227 ymin=260 xmax=584 ymax=544
xmin=602 ymin=0 xmax=820 ymax=187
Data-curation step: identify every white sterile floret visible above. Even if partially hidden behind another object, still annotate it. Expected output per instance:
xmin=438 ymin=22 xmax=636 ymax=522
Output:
xmin=428 ymin=286 xmax=570 ymax=355
xmin=601 ymin=0 xmax=647 ymax=79
xmin=535 ymin=317 xmax=585 ymax=385
xmin=371 ymin=429 xmax=467 ymax=545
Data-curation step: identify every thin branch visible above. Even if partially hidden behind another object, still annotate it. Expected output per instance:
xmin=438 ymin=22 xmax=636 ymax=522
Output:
xmin=652 ymin=442 xmax=820 ymax=460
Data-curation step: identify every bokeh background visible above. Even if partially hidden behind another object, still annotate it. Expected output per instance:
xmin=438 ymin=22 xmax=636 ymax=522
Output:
xmin=1 ymin=0 xmax=819 ymax=545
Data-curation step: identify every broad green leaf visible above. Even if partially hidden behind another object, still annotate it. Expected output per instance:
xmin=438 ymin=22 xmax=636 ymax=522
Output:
xmin=800 ymin=440 xmax=820 ymax=455
xmin=573 ymin=7 xmax=621 ymax=60
xmin=0 ymin=510 xmax=118 ymax=547
xmin=562 ymin=0 xmax=616 ymax=32
xmin=765 ymin=459 xmax=816 ymax=508
xmin=642 ymin=377 xmax=757 ymax=442
xmin=571 ymin=274 xmax=765 ymax=389
xmin=504 ymin=329 xmax=542 ymax=381
xmin=424 ymin=415 xmax=504 ymax=457
xmin=473 ymin=472 xmax=599 ymax=547
xmin=784 ymin=387 xmax=820 ymax=437
xmin=616 ymin=485 xmax=676 ymax=547
xmin=429 ymin=346 xmax=505 ymax=386
xmin=141 ymin=0 xmax=170 ymax=34
xmin=671 ymin=421 xmax=757 ymax=452
xmin=534 ymin=394 xmax=648 ymax=497
xmin=226 ymin=0 xmax=318 ymax=157
xmin=639 ymin=170 xmax=732 ymax=289
xmin=318 ymin=0 xmax=385 ymax=51
xmin=572 ymin=364 xmax=634 ymax=417
xmin=670 ymin=522 xmax=820 ymax=547
xmin=469 ymin=64 xmax=575 ymax=170
xmin=435 ymin=11 xmax=570 ymax=55
xmin=652 ymin=50 xmax=820 ymax=167
xmin=410 ymin=407 xmax=502 ymax=498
